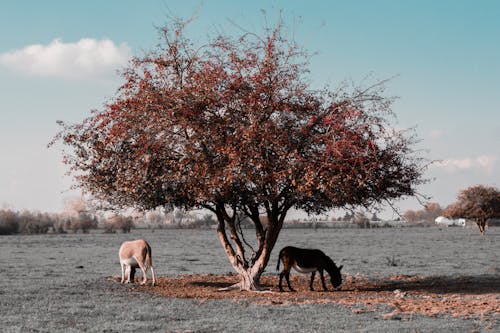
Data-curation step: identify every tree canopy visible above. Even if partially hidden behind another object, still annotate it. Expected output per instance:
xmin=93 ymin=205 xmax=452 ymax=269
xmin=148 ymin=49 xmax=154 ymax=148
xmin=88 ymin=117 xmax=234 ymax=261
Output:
xmin=54 ymin=20 xmax=427 ymax=289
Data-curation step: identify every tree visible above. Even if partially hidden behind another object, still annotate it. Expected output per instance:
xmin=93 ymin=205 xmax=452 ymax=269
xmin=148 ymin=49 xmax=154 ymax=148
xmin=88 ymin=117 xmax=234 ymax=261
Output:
xmin=53 ymin=19 xmax=426 ymax=290
xmin=421 ymin=202 xmax=443 ymax=222
xmin=444 ymin=185 xmax=500 ymax=235
xmin=0 ymin=210 xmax=19 ymax=235
xmin=402 ymin=202 xmax=442 ymax=224
xmin=403 ymin=209 xmax=417 ymax=223
xmin=63 ymin=197 xmax=98 ymax=233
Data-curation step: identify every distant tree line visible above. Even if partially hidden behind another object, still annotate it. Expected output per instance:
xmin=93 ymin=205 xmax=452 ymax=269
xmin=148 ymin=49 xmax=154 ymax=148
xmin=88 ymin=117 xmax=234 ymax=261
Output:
xmin=142 ymin=208 xmax=217 ymax=229
xmin=0 ymin=197 xmax=138 ymax=235
xmin=0 ymin=209 xmax=98 ymax=235
xmin=0 ymin=206 xmax=219 ymax=235
xmin=4 ymin=186 xmax=496 ymax=235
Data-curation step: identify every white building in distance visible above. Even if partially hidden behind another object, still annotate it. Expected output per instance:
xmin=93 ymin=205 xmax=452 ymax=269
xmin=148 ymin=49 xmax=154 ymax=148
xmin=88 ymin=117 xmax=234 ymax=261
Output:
xmin=435 ymin=216 xmax=466 ymax=227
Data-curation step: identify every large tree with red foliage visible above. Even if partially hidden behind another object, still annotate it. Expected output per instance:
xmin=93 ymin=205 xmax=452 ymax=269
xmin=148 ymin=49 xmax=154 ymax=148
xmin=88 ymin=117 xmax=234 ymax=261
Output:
xmin=444 ymin=185 xmax=500 ymax=235
xmin=55 ymin=20 xmax=426 ymax=290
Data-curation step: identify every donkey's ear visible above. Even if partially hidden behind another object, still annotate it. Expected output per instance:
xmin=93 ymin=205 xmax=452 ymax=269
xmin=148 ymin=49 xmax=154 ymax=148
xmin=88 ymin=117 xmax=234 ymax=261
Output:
xmin=339 ymin=265 xmax=343 ymax=271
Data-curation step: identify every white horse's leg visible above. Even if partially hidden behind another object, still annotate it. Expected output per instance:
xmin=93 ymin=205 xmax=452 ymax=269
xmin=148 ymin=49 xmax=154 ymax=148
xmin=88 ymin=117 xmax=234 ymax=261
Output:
xmin=150 ymin=266 xmax=156 ymax=286
xmin=125 ymin=265 xmax=131 ymax=283
xmin=120 ymin=262 xmax=125 ymax=283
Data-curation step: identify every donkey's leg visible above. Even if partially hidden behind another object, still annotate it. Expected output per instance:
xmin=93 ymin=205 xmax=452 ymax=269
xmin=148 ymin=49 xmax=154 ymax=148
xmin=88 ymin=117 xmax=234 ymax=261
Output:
xmin=134 ymin=256 xmax=148 ymax=285
xmin=285 ymin=272 xmax=295 ymax=292
xmin=129 ymin=266 xmax=136 ymax=282
xmin=279 ymin=258 xmax=294 ymax=292
xmin=279 ymin=271 xmax=286 ymax=292
xmin=309 ymin=271 xmax=316 ymax=291
xmin=319 ymin=269 xmax=328 ymax=291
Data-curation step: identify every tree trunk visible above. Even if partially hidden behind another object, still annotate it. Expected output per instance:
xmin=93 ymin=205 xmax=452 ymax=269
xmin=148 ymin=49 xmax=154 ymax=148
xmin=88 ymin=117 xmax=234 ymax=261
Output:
xmin=238 ymin=267 xmax=263 ymax=291
xmin=215 ymin=226 xmax=266 ymax=290
xmin=212 ymin=202 xmax=286 ymax=291
xmin=477 ymin=217 xmax=486 ymax=235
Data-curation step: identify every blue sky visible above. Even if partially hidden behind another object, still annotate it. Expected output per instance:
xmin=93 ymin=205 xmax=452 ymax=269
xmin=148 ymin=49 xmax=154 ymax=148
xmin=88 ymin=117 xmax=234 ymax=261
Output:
xmin=1 ymin=0 xmax=499 ymax=218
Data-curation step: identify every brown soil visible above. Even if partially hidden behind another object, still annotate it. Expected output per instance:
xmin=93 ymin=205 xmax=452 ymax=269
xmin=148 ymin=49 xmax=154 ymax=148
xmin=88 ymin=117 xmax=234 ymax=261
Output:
xmin=117 ymin=273 xmax=500 ymax=322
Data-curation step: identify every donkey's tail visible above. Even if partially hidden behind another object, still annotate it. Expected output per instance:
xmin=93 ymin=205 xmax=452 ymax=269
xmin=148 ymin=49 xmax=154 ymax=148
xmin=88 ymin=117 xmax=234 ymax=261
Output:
xmin=145 ymin=243 xmax=153 ymax=268
xmin=276 ymin=249 xmax=283 ymax=271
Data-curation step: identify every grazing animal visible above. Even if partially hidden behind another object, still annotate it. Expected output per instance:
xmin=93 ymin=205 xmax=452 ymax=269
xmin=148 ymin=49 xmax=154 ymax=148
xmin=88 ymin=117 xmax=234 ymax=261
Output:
xmin=119 ymin=239 xmax=156 ymax=286
xmin=276 ymin=246 xmax=343 ymax=292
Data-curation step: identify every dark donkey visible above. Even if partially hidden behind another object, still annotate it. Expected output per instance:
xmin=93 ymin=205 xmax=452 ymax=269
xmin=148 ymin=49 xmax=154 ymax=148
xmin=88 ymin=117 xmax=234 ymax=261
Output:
xmin=276 ymin=246 xmax=343 ymax=292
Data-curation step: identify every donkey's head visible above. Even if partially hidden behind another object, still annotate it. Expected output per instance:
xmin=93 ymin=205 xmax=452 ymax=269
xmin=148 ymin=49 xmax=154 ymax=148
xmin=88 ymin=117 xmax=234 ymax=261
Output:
xmin=327 ymin=259 xmax=343 ymax=290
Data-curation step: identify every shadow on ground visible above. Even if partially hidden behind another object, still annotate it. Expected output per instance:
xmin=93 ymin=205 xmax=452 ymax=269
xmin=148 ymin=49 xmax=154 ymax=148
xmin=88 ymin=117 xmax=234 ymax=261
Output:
xmin=346 ymin=274 xmax=500 ymax=294
xmin=181 ymin=273 xmax=500 ymax=295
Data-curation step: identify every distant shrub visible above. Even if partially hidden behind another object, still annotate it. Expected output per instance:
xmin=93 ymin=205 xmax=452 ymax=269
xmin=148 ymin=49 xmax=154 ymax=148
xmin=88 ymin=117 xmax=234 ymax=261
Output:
xmin=103 ymin=215 xmax=134 ymax=233
xmin=52 ymin=218 xmax=69 ymax=234
xmin=0 ymin=210 xmax=19 ymax=235
xmin=144 ymin=209 xmax=168 ymax=229
xmin=190 ymin=214 xmax=217 ymax=229
xmin=353 ymin=213 xmax=370 ymax=229
xmin=102 ymin=220 xmax=117 ymax=233
xmin=69 ymin=212 xmax=98 ymax=233
xmin=17 ymin=211 xmax=55 ymax=234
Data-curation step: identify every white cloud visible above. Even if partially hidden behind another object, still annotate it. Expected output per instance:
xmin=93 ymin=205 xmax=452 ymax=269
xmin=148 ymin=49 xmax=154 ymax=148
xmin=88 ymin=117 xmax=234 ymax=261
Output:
xmin=0 ymin=38 xmax=131 ymax=80
xmin=433 ymin=155 xmax=497 ymax=173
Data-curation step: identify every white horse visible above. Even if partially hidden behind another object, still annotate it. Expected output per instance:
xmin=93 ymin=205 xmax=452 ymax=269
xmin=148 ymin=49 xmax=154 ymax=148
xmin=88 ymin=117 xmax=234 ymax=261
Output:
xmin=119 ymin=239 xmax=156 ymax=286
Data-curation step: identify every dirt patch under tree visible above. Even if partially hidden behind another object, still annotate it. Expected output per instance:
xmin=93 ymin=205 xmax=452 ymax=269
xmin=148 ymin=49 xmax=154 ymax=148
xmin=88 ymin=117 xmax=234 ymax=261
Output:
xmin=111 ymin=273 xmax=499 ymax=324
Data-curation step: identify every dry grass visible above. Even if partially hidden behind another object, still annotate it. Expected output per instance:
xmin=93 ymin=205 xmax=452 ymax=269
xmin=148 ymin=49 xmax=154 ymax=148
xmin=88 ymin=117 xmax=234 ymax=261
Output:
xmin=2 ymin=227 xmax=499 ymax=332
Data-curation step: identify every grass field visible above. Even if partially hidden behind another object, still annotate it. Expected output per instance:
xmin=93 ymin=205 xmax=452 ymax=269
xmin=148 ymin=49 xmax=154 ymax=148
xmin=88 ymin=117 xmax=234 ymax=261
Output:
xmin=0 ymin=226 xmax=498 ymax=332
